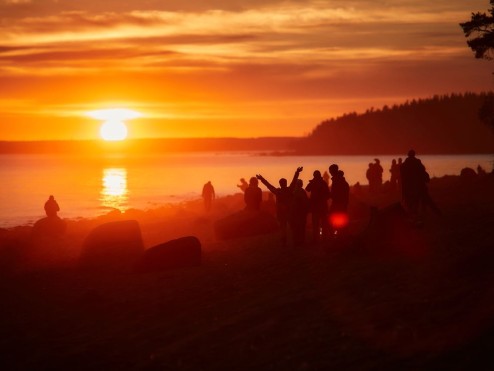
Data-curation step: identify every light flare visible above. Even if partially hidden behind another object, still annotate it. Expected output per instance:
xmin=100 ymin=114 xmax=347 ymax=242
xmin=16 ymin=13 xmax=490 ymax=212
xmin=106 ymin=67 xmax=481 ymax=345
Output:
xmin=329 ymin=212 xmax=349 ymax=230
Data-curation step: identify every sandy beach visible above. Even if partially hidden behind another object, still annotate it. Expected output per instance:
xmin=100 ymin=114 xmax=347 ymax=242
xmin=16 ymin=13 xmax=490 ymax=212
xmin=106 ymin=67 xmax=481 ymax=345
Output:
xmin=1 ymin=171 xmax=494 ymax=370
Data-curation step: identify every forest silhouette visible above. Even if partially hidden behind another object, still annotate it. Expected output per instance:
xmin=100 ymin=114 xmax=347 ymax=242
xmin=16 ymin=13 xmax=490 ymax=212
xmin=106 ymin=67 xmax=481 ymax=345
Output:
xmin=292 ymin=92 xmax=494 ymax=155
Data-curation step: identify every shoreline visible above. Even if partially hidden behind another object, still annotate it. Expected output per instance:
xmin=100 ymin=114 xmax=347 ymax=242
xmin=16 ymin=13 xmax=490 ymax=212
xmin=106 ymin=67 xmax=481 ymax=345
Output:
xmin=1 ymin=171 xmax=492 ymax=232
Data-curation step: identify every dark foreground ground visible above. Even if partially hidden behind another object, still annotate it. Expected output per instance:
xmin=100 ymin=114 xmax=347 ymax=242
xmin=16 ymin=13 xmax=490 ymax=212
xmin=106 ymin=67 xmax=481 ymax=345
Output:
xmin=1 ymin=174 xmax=494 ymax=370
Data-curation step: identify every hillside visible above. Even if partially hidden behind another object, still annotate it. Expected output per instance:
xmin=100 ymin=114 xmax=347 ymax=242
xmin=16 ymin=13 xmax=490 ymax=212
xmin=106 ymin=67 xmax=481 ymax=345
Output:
xmin=291 ymin=92 xmax=494 ymax=155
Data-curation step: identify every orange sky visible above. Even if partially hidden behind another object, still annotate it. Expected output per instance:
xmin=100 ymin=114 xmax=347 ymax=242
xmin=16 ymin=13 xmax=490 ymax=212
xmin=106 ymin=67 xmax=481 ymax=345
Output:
xmin=0 ymin=0 xmax=493 ymax=140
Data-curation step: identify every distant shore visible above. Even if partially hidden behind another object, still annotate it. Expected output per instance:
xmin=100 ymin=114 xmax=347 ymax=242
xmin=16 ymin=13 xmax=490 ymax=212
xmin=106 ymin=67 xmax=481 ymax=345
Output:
xmin=1 ymin=138 xmax=493 ymax=156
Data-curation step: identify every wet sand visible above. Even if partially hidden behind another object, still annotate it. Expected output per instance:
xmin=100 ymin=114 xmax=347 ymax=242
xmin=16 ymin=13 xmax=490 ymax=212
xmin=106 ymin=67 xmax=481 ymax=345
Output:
xmin=1 ymin=173 xmax=494 ymax=370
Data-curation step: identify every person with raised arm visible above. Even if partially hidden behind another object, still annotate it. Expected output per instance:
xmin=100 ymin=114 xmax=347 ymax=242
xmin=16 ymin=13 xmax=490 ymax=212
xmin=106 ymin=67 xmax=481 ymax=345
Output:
xmin=256 ymin=166 xmax=303 ymax=247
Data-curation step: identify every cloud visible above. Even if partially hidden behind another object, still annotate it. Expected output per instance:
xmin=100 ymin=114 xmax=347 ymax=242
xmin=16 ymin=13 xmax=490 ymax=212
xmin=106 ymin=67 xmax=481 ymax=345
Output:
xmin=2 ymin=0 xmax=32 ymax=4
xmin=0 ymin=0 xmax=491 ymax=136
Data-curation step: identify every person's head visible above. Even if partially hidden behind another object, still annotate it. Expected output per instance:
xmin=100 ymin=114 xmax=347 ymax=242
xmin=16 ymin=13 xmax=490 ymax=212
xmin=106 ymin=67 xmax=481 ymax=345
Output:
xmin=48 ymin=195 xmax=54 ymax=200
xmin=392 ymin=159 xmax=396 ymax=164
xmin=241 ymin=178 xmax=246 ymax=182
xmin=329 ymin=164 xmax=339 ymax=176
xmin=296 ymin=179 xmax=304 ymax=188
xmin=407 ymin=149 xmax=416 ymax=157
xmin=249 ymin=177 xmax=258 ymax=186
xmin=374 ymin=158 xmax=380 ymax=164
xmin=338 ymin=170 xmax=344 ymax=177
xmin=279 ymin=178 xmax=287 ymax=187
xmin=313 ymin=170 xmax=321 ymax=178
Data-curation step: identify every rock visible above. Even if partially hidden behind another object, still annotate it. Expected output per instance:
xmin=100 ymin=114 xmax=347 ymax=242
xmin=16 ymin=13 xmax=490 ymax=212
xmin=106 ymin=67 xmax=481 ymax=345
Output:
xmin=135 ymin=236 xmax=201 ymax=273
xmin=460 ymin=167 xmax=477 ymax=181
xmin=31 ymin=216 xmax=66 ymax=238
xmin=214 ymin=210 xmax=278 ymax=240
xmin=79 ymin=220 xmax=144 ymax=271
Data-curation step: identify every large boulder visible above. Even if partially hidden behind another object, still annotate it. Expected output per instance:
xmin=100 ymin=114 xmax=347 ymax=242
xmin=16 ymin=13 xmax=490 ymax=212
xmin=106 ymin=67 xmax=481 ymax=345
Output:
xmin=79 ymin=220 xmax=144 ymax=271
xmin=460 ymin=167 xmax=477 ymax=181
xmin=31 ymin=216 xmax=66 ymax=239
xmin=135 ymin=236 xmax=201 ymax=273
xmin=214 ymin=210 xmax=278 ymax=240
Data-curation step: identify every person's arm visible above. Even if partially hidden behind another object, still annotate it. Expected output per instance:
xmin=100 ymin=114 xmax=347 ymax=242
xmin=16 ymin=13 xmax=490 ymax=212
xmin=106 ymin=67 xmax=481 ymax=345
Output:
xmin=256 ymin=174 xmax=277 ymax=194
xmin=289 ymin=166 xmax=303 ymax=189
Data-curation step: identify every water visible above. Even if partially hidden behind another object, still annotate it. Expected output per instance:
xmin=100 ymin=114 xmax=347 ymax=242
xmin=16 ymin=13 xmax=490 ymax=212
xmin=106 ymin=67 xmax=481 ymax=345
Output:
xmin=0 ymin=152 xmax=492 ymax=228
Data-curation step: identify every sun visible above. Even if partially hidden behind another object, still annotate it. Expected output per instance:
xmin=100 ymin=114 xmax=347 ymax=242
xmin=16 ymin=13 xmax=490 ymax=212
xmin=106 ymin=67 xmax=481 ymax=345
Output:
xmin=86 ymin=108 xmax=140 ymax=141
xmin=100 ymin=121 xmax=128 ymax=141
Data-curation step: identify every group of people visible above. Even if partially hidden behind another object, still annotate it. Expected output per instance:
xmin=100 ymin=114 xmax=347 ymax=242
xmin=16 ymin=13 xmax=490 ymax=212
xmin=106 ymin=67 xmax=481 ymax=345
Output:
xmin=226 ymin=150 xmax=439 ymax=245
xmin=251 ymin=163 xmax=350 ymax=247
xmin=366 ymin=158 xmax=384 ymax=193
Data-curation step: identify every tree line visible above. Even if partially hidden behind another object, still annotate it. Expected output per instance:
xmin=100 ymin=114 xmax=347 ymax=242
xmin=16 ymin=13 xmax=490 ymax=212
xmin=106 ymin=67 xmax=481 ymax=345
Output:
xmin=290 ymin=92 xmax=494 ymax=155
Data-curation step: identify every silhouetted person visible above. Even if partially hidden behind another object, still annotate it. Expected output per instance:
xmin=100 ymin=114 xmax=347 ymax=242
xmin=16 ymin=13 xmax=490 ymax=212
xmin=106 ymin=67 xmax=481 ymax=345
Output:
xmin=305 ymin=170 xmax=330 ymax=243
xmin=401 ymin=149 xmax=440 ymax=220
xmin=202 ymin=181 xmax=215 ymax=212
xmin=44 ymin=195 xmax=60 ymax=218
xmin=367 ymin=159 xmax=383 ymax=193
xmin=328 ymin=165 xmax=350 ymax=234
xmin=244 ymin=177 xmax=262 ymax=211
xmin=373 ymin=158 xmax=383 ymax=191
xmin=290 ymin=179 xmax=310 ymax=247
xmin=397 ymin=157 xmax=403 ymax=193
xmin=257 ymin=166 xmax=303 ymax=246
xmin=237 ymin=178 xmax=249 ymax=193
xmin=366 ymin=162 xmax=375 ymax=193
xmin=389 ymin=159 xmax=400 ymax=191
xmin=322 ymin=171 xmax=330 ymax=185
xmin=477 ymin=165 xmax=487 ymax=177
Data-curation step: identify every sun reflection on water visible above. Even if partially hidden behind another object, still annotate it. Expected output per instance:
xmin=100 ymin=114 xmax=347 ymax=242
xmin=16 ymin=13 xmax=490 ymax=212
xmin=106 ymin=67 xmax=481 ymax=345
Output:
xmin=100 ymin=168 xmax=128 ymax=211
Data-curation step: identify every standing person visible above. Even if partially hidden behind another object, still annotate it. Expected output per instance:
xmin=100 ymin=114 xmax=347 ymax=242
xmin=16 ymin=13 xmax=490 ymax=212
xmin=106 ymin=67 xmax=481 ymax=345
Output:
xmin=389 ymin=159 xmax=400 ymax=192
xmin=290 ymin=179 xmax=310 ymax=247
xmin=305 ymin=170 xmax=330 ymax=243
xmin=366 ymin=163 xmax=375 ymax=193
xmin=202 ymin=181 xmax=215 ymax=212
xmin=400 ymin=149 xmax=429 ymax=219
xmin=244 ymin=177 xmax=263 ymax=211
xmin=44 ymin=195 xmax=60 ymax=218
xmin=397 ymin=157 xmax=403 ymax=193
xmin=256 ymin=166 xmax=303 ymax=247
xmin=328 ymin=165 xmax=350 ymax=233
xmin=373 ymin=158 xmax=384 ymax=192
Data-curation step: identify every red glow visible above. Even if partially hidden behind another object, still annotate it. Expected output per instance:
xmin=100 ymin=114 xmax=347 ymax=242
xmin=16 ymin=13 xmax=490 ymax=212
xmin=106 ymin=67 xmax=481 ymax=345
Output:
xmin=329 ymin=213 xmax=349 ymax=229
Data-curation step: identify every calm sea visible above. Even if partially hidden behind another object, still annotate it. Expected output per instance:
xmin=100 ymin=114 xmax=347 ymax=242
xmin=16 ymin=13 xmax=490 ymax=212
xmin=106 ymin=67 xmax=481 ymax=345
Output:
xmin=0 ymin=152 xmax=492 ymax=228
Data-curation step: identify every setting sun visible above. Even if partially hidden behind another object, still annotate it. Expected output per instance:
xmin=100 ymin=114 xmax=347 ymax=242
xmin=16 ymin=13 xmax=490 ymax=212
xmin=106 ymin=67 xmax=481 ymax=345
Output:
xmin=86 ymin=108 xmax=140 ymax=141
xmin=100 ymin=121 xmax=128 ymax=141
